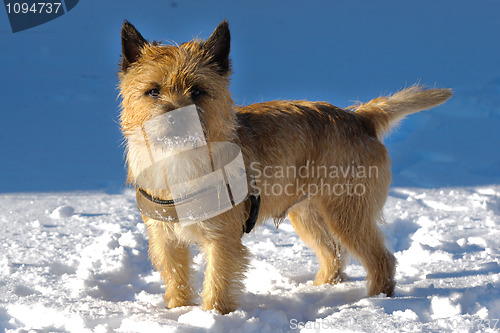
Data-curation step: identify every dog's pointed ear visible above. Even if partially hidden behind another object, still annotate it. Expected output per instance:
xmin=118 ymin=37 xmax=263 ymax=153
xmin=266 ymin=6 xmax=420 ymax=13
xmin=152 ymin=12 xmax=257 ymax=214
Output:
xmin=121 ymin=20 xmax=148 ymax=71
xmin=203 ymin=20 xmax=231 ymax=76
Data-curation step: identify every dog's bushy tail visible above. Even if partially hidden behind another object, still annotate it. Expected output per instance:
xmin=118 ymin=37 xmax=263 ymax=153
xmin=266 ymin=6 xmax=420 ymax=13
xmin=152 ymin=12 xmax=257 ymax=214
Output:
xmin=348 ymin=85 xmax=453 ymax=140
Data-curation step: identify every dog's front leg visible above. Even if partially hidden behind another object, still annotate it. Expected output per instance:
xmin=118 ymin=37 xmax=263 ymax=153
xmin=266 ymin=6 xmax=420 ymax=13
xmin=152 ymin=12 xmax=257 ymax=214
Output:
xmin=143 ymin=217 xmax=194 ymax=309
xmin=200 ymin=227 xmax=250 ymax=314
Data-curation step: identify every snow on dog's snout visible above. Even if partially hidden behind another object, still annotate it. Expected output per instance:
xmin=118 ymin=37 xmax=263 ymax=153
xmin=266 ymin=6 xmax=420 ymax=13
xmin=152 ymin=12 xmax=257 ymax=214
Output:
xmin=147 ymin=105 xmax=207 ymax=154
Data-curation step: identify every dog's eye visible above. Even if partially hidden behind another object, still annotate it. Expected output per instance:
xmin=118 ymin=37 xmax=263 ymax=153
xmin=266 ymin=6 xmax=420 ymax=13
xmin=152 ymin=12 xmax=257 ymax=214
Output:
xmin=147 ymin=88 xmax=160 ymax=98
xmin=190 ymin=87 xmax=206 ymax=100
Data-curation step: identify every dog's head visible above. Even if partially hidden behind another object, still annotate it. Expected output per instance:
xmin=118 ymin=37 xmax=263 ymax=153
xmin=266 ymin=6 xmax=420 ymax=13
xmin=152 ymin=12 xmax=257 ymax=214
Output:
xmin=118 ymin=20 xmax=236 ymax=142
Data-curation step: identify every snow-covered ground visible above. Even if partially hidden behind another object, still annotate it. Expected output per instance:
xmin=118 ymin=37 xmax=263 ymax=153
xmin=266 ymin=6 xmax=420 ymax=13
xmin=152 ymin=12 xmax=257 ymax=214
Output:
xmin=1 ymin=0 xmax=500 ymax=332
xmin=1 ymin=187 xmax=500 ymax=332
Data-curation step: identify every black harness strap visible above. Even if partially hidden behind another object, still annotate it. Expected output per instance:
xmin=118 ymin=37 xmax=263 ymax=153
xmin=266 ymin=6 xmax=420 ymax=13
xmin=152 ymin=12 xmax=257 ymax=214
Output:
xmin=136 ymin=187 xmax=261 ymax=235
xmin=243 ymin=195 xmax=260 ymax=234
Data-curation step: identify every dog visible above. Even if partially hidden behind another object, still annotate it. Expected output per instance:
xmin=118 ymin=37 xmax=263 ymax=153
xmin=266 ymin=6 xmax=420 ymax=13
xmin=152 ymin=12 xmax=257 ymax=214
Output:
xmin=118 ymin=19 xmax=452 ymax=314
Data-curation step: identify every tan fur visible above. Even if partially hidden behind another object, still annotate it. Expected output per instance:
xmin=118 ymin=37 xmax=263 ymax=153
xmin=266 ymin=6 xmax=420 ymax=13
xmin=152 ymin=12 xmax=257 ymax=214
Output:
xmin=118 ymin=21 xmax=452 ymax=314
xmin=348 ymin=85 xmax=453 ymax=140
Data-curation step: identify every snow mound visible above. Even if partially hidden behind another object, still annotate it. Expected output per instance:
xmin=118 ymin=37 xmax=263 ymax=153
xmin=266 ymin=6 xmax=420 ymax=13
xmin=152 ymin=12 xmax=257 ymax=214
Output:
xmin=49 ymin=205 xmax=75 ymax=219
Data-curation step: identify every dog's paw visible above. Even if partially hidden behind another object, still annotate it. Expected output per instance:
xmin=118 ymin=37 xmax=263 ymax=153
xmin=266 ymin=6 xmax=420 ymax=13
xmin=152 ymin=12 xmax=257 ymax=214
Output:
xmin=367 ymin=278 xmax=396 ymax=297
xmin=202 ymin=299 xmax=236 ymax=315
xmin=313 ymin=269 xmax=347 ymax=286
xmin=165 ymin=294 xmax=196 ymax=309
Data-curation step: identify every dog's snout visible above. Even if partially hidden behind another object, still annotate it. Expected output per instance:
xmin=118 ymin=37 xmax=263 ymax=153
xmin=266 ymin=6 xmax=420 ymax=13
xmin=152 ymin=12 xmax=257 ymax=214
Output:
xmin=161 ymin=103 xmax=181 ymax=114
xmin=156 ymin=91 xmax=192 ymax=113
xmin=160 ymin=99 xmax=192 ymax=115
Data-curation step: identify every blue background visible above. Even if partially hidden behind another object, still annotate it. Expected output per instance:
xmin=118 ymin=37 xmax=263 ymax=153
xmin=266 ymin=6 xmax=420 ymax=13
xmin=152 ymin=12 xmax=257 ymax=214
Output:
xmin=0 ymin=0 xmax=499 ymax=192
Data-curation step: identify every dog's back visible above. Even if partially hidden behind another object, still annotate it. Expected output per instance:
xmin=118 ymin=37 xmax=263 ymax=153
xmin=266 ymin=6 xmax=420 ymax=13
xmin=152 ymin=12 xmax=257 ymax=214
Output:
xmin=236 ymin=87 xmax=452 ymax=223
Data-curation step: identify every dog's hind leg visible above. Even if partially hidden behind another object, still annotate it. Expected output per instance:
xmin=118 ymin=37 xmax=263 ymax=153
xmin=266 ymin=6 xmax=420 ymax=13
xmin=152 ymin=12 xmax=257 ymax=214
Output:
xmin=317 ymin=196 xmax=396 ymax=296
xmin=288 ymin=201 xmax=347 ymax=285
xmin=143 ymin=218 xmax=194 ymax=309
